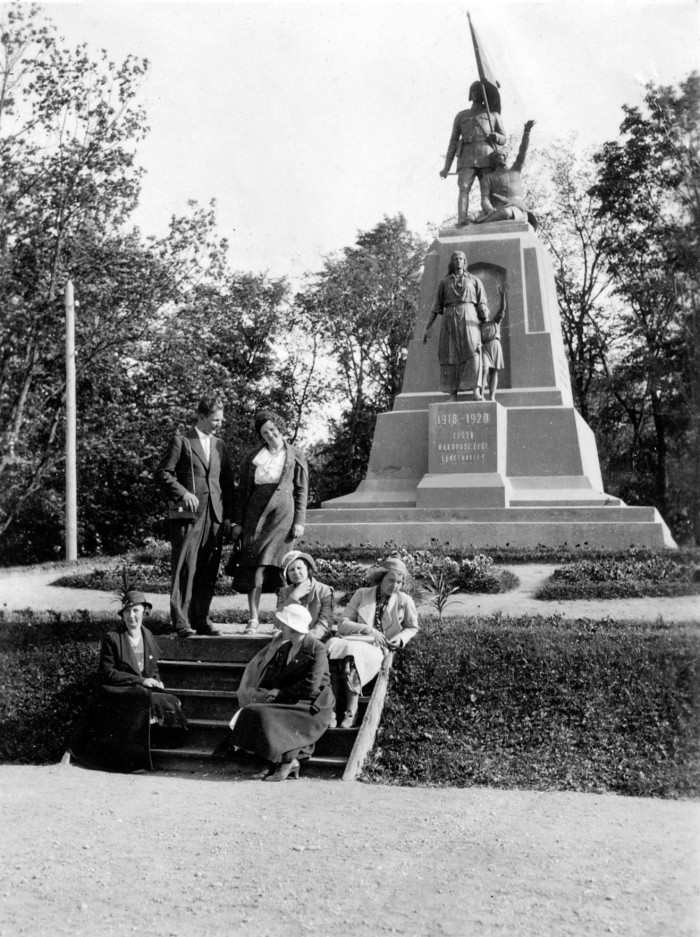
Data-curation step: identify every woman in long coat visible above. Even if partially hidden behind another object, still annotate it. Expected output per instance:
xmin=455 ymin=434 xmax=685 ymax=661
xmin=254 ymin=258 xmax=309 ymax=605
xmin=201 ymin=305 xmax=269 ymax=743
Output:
xmin=230 ymin=409 xmax=308 ymax=634
xmin=422 ymin=250 xmax=490 ymax=401
xmin=228 ymin=604 xmax=334 ymax=781
xmin=68 ymin=591 xmax=187 ymax=772
xmin=326 ymin=558 xmax=419 ymax=728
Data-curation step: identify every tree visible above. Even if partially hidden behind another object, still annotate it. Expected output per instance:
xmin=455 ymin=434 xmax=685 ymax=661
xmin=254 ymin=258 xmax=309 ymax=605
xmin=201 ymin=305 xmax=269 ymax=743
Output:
xmin=296 ymin=214 xmax=427 ymax=501
xmin=527 ymin=143 xmax=616 ymax=424
xmin=590 ymin=73 xmax=699 ymax=538
xmin=0 ymin=7 xmax=302 ymax=562
xmin=0 ymin=5 xmax=150 ymax=548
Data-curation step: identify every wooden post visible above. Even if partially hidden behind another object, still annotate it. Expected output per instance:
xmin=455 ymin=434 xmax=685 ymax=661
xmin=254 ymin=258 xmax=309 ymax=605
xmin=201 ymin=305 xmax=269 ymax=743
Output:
xmin=65 ymin=279 xmax=77 ymax=561
xmin=342 ymin=651 xmax=394 ymax=781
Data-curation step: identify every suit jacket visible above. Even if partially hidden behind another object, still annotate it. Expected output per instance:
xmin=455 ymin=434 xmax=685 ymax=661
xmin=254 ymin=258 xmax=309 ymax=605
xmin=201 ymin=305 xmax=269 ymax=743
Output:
xmin=156 ymin=428 xmax=235 ymax=524
xmin=276 ymin=578 xmax=334 ymax=639
xmin=339 ymin=586 xmax=419 ymax=648
xmin=99 ymin=627 xmax=162 ymax=687
xmin=237 ymin=632 xmax=330 ymax=707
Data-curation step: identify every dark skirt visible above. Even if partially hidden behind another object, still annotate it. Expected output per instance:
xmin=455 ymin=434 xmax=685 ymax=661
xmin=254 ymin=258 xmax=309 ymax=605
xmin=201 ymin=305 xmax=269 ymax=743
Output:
xmin=230 ymin=482 xmax=294 ymax=593
xmin=230 ymin=685 xmax=334 ymax=763
xmin=68 ymin=685 xmax=188 ymax=773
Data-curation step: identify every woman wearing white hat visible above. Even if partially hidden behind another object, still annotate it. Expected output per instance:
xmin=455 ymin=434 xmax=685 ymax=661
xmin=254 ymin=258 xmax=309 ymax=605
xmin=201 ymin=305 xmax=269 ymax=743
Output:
xmin=326 ymin=558 xmax=420 ymax=728
xmin=228 ymin=603 xmax=334 ymax=781
xmin=276 ymin=550 xmax=334 ymax=640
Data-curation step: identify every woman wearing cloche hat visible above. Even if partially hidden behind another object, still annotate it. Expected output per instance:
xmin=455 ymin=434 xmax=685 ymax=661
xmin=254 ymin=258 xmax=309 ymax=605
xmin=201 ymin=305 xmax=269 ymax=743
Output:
xmin=326 ymin=558 xmax=420 ymax=728
xmin=226 ymin=603 xmax=334 ymax=781
xmin=276 ymin=550 xmax=334 ymax=641
xmin=68 ymin=587 xmax=188 ymax=773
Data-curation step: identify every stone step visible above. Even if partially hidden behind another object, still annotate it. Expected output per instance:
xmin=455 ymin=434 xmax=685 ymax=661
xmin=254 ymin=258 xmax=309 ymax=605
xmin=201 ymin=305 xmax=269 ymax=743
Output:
xmin=167 ymin=688 xmax=239 ymax=721
xmin=304 ymin=517 xmax=673 ymax=549
xmin=159 ymin=660 xmax=245 ymax=691
xmin=307 ymin=505 xmax=657 ymax=524
xmin=151 ymin=748 xmax=347 ymax=778
xmin=157 ymin=635 xmax=271 ymax=662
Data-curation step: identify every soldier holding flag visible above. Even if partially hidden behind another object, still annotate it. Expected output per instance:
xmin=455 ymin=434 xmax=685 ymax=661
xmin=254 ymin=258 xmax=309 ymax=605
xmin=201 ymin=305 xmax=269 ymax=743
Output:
xmin=439 ymin=14 xmax=507 ymax=225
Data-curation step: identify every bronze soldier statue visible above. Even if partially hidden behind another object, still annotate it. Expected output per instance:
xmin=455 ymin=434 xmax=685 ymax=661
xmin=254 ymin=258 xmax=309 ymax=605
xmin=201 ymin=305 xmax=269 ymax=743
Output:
xmin=440 ymin=81 xmax=506 ymax=226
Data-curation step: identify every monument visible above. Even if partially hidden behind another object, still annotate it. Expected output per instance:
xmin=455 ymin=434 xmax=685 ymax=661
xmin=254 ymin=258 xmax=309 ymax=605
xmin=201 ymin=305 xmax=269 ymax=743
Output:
xmin=303 ymin=18 xmax=675 ymax=551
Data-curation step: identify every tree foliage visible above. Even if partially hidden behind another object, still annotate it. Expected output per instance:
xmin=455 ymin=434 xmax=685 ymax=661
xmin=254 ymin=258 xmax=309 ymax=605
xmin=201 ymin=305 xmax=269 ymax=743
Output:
xmin=0 ymin=7 xmax=295 ymax=561
xmin=590 ymin=73 xmax=699 ymax=537
xmin=296 ymin=214 xmax=427 ymax=502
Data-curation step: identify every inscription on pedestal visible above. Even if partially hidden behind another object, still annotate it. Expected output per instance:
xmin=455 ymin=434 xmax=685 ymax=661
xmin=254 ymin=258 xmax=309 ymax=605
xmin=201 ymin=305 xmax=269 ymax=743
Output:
xmin=428 ymin=403 xmax=500 ymax=474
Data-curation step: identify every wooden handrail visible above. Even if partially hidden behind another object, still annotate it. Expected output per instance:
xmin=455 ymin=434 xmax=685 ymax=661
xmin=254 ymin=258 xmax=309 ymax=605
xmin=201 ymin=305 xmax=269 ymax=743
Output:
xmin=342 ymin=650 xmax=394 ymax=782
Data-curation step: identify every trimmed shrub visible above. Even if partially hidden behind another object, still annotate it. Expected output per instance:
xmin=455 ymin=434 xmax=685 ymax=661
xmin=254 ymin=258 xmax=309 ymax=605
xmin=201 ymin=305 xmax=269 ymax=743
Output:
xmin=536 ymin=555 xmax=700 ymax=600
xmin=362 ymin=614 xmax=700 ymax=798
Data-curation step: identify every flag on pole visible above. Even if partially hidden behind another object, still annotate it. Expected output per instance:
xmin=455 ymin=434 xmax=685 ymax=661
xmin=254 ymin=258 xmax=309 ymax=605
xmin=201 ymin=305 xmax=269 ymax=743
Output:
xmin=467 ymin=12 xmax=502 ymax=114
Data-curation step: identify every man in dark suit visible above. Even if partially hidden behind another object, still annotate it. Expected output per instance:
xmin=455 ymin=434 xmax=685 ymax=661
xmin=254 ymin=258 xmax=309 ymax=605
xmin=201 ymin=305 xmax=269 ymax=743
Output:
xmin=156 ymin=396 xmax=235 ymax=637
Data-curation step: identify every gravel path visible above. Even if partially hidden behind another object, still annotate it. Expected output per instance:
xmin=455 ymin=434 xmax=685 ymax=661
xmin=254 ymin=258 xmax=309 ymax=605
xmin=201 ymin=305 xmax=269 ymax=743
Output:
xmin=1 ymin=764 xmax=698 ymax=937
xmin=1 ymin=561 xmax=698 ymax=623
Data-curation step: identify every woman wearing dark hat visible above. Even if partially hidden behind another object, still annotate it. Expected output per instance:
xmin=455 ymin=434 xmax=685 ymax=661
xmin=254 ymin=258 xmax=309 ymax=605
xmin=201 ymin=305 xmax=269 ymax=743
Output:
xmin=326 ymin=558 xmax=419 ymax=728
xmin=67 ymin=590 xmax=187 ymax=773
xmin=276 ymin=550 xmax=334 ymax=641
xmin=227 ymin=604 xmax=334 ymax=781
xmin=229 ymin=409 xmax=309 ymax=634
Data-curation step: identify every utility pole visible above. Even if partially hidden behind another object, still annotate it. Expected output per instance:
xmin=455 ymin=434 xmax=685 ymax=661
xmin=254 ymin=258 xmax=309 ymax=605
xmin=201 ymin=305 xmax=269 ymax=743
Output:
xmin=65 ymin=279 xmax=77 ymax=561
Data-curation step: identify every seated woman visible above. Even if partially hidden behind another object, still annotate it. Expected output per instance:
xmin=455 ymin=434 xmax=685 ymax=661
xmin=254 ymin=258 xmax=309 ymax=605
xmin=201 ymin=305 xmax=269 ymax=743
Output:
xmin=276 ymin=550 xmax=334 ymax=641
xmin=228 ymin=604 xmax=334 ymax=781
xmin=326 ymin=558 xmax=419 ymax=728
xmin=68 ymin=590 xmax=188 ymax=773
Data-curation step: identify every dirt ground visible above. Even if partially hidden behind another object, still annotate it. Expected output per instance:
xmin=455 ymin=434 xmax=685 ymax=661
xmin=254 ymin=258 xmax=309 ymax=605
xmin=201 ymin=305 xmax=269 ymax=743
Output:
xmin=1 ymin=562 xmax=699 ymax=936
xmin=0 ymin=764 xmax=698 ymax=937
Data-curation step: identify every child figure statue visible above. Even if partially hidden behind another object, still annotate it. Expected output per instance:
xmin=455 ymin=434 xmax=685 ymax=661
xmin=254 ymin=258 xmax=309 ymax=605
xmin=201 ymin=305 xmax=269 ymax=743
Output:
xmin=480 ymin=282 xmax=508 ymax=399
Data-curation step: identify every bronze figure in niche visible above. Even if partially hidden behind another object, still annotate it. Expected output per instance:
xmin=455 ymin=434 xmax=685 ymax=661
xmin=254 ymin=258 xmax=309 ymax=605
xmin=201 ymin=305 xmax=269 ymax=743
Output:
xmin=423 ymin=250 xmax=489 ymax=401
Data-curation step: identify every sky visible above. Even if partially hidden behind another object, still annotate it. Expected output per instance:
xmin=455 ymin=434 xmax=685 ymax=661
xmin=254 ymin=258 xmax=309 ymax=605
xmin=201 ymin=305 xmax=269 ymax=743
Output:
xmin=32 ymin=0 xmax=700 ymax=280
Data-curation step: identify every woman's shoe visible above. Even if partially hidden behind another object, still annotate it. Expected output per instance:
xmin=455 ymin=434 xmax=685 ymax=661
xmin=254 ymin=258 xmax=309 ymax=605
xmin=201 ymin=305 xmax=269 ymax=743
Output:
xmin=244 ymin=619 xmax=259 ymax=634
xmin=263 ymin=759 xmax=300 ymax=782
xmin=339 ymin=687 xmax=360 ymax=728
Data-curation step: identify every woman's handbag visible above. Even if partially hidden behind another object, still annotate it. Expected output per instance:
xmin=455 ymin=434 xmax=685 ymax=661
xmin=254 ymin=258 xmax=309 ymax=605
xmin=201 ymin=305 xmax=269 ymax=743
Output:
xmin=167 ymin=437 xmax=197 ymax=522
xmin=224 ymin=537 xmax=243 ymax=576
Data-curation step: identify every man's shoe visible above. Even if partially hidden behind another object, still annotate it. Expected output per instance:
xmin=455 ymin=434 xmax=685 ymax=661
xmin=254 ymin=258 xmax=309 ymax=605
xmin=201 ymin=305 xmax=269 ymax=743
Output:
xmin=176 ymin=627 xmax=196 ymax=638
xmin=195 ymin=624 xmax=222 ymax=636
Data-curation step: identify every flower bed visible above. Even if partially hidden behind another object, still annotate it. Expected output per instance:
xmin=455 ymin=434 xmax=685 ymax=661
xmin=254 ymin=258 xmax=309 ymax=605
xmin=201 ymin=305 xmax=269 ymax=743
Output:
xmin=50 ymin=547 xmax=517 ymax=598
xmin=536 ymin=555 xmax=700 ymax=600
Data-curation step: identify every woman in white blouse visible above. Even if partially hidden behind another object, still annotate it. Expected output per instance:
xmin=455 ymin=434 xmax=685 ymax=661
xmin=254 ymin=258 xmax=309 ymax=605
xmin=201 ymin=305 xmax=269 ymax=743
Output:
xmin=230 ymin=410 xmax=308 ymax=633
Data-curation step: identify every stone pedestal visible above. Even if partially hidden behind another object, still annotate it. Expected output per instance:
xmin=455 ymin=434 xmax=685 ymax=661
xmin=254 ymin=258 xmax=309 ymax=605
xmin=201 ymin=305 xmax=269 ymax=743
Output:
xmin=417 ymin=401 xmax=507 ymax=508
xmin=304 ymin=223 xmax=675 ymax=550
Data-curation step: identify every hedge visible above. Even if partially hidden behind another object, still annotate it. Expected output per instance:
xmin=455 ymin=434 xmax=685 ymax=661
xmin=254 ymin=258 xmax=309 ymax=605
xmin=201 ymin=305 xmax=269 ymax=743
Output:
xmin=362 ymin=614 xmax=700 ymax=798
xmin=2 ymin=611 xmax=699 ymax=798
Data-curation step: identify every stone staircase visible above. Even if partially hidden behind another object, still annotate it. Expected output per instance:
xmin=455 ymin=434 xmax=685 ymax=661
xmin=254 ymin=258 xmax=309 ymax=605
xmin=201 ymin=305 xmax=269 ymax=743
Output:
xmin=151 ymin=635 xmax=387 ymax=780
